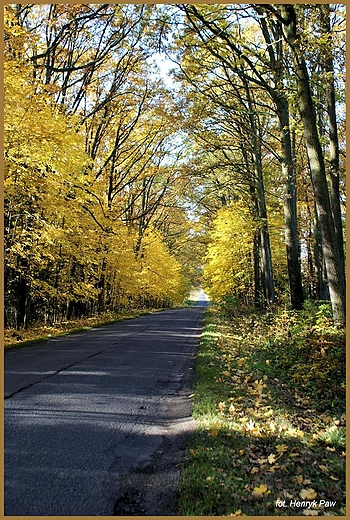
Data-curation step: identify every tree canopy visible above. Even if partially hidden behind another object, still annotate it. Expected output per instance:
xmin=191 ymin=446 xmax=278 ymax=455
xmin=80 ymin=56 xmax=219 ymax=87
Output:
xmin=4 ymin=3 xmax=346 ymax=328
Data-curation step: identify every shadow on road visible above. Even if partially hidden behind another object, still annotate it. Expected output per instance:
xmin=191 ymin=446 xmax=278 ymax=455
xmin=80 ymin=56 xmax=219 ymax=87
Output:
xmin=5 ymin=305 xmax=206 ymax=515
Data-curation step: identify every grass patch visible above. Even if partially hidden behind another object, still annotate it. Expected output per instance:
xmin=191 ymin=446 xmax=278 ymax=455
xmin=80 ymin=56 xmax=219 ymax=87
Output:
xmin=178 ymin=304 xmax=346 ymax=516
xmin=4 ymin=307 xmax=166 ymax=349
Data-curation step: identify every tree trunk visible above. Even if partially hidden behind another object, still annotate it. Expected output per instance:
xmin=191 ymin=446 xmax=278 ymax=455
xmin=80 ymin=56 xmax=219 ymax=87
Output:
xmin=253 ymin=148 xmax=274 ymax=307
xmin=313 ymin=205 xmax=330 ymax=301
xmin=16 ymin=271 xmax=29 ymax=330
xmin=275 ymin=96 xmax=304 ymax=309
xmin=243 ymin=79 xmax=275 ymax=307
xmin=319 ymin=4 xmax=345 ymax=283
xmin=97 ymin=257 xmax=107 ymax=313
xmin=253 ymin=229 xmax=262 ymax=308
xmin=257 ymin=9 xmax=304 ymax=309
xmin=280 ymin=4 xmax=345 ymax=326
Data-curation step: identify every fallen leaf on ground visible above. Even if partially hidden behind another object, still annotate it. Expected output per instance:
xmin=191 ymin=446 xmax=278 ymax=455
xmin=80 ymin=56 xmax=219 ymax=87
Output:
xmin=252 ymin=484 xmax=270 ymax=497
xmin=293 ymin=475 xmax=303 ymax=485
xmin=218 ymin=402 xmax=226 ymax=412
xmin=300 ymin=489 xmax=317 ymax=500
xmin=267 ymin=454 xmax=276 ymax=464
xmin=276 ymin=444 xmax=288 ymax=453
xmin=246 ymin=419 xmax=255 ymax=430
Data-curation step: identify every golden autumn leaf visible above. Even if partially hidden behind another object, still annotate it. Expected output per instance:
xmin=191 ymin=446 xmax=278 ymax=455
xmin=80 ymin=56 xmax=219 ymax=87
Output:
xmin=269 ymin=421 xmax=276 ymax=431
xmin=218 ymin=401 xmax=226 ymax=412
xmin=230 ymin=509 xmax=242 ymax=516
xmin=267 ymin=454 xmax=276 ymax=464
xmin=319 ymin=465 xmax=328 ymax=473
xmin=253 ymin=379 xmax=265 ymax=392
xmin=292 ymin=475 xmax=304 ymax=485
xmin=252 ymin=484 xmax=270 ymax=497
xmin=300 ymin=489 xmax=317 ymax=500
xmin=276 ymin=444 xmax=288 ymax=453
xmin=246 ymin=419 xmax=255 ymax=430
xmin=229 ymin=404 xmax=236 ymax=414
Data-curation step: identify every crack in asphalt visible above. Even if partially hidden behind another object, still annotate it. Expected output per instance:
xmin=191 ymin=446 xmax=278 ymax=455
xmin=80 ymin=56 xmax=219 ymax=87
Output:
xmin=4 ymin=348 xmax=107 ymax=400
xmin=5 ymin=323 xmax=154 ymax=400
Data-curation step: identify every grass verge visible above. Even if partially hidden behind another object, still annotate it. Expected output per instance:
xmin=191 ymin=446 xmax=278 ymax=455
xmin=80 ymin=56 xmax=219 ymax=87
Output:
xmin=178 ymin=303 xmax=345 ymax=516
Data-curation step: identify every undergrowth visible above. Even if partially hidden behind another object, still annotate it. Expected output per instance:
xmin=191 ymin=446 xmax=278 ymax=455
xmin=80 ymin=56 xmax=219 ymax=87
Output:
xmin=178 ymin=302 xmax=346 ymax=516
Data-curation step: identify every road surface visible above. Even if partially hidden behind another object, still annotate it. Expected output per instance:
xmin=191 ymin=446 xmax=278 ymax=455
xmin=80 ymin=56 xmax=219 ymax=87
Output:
xmin=4 ymin=303 xmax=207 ymax=515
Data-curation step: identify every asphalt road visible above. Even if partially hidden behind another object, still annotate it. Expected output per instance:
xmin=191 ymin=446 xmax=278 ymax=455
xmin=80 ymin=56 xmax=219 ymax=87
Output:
xmin=4 ymin=303 xmax=207 ymax=515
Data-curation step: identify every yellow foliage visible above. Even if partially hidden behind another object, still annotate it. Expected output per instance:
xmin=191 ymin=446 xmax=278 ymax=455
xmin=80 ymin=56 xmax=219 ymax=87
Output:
xmin=137 ymin=228 xmax=188 ymax=306
xmin=4 ymin=15 xmax=189 ymax=322
xmin=203 ymin=203 xmax=256 ymax=302
xmin=4 ymin=37 xmax=94 ymax=307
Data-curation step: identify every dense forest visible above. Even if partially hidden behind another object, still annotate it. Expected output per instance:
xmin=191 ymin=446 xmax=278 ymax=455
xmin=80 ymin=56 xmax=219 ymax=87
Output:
xmin=4 ymin=4 xmax=346 ymax=331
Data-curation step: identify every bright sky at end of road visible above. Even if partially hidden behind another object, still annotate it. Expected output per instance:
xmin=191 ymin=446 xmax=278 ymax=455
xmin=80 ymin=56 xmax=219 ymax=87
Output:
xmin=190 ymin=287 xmax=210 ymax=302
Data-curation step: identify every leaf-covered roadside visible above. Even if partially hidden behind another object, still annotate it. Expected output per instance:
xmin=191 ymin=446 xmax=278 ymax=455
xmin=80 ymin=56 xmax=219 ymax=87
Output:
xmin=178 ymin=303 xmax=345 ymax=516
